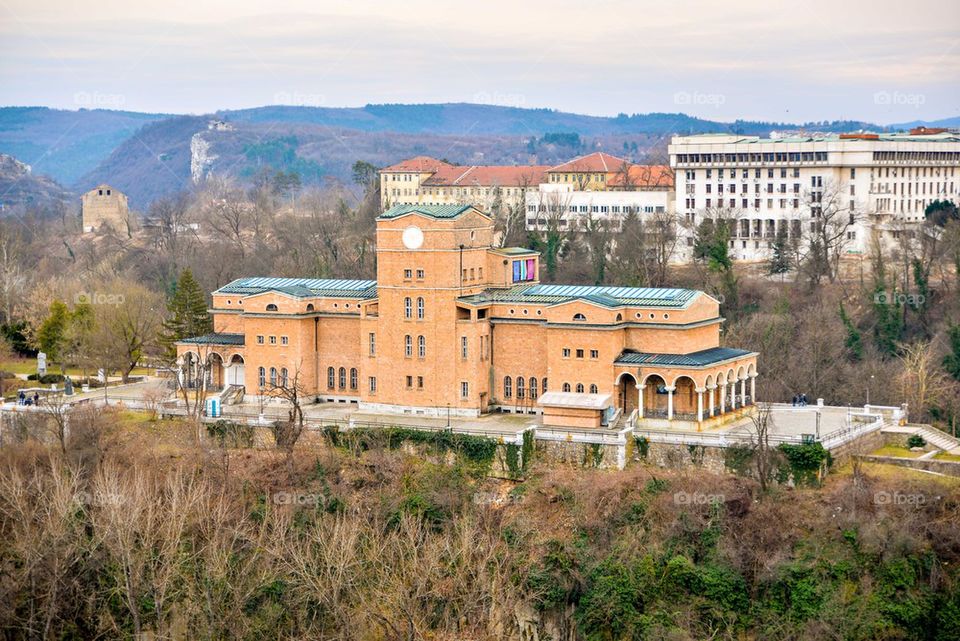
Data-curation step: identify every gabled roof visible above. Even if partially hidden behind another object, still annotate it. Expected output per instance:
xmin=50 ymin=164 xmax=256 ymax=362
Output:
xmin=215 ymin=277 xmax=377 ymax=299
xmin=422 ymin=165 xmax=550 ymax=187
xmin=615 ymin=347 xmax=753 ymax=367
xmin=548 ymin=152 xmax=629 ymax=173
xmin=606 ymin=164 xmax=674 ymax=189
xmin=458 ymin=283 xmax=699 ymax=309
xmin=378 ymin=203 xmax=484 ymax=220
xmin=381 ymin=156 xmax=453 ymax=173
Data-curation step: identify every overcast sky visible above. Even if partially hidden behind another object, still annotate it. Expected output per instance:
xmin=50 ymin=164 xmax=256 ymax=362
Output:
xmin=1 ymin=0 xmax=958 ymax=123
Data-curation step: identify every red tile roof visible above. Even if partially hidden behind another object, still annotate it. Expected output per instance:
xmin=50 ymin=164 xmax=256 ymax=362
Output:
xmin=548 ymin=152 xmax=629 ymax=173
xmin=422 ymin=165 xmax=550 ymax=187
xmin=381 ymin=156 xmax=453 ymax=173
xmin=607 ymin=164 xmax=674 ymax=189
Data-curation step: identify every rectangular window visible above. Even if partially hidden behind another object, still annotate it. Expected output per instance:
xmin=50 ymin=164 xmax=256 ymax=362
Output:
xmin=461 ymin=336 xmax=468 ymax=359
xmin=281 ymin=336 xmax=288 ymax=345
xmin=256 ymin=335 xmax=264 ymax=344
xmin=590 ymin=349 xmax=599 ymax=359
xmin=368 ymin=332 xmax=376 ymax=356
xmin=406 ymin=375 xmax=413 ymax=388
xmin=416 ymin=269 xmax=424 ymax=279
xmin=417 ymin=376 xmax=424 ymax=389
xmin=512 ymin=258 xmax=536 ymax=283
xmin=403 ymin=269 xmax=412 ymax=279
xmin=368 ymin=377 xmax=377 ymax=393
xmin=562 ymin=348 xmax=571 ymax=358
xmin=576 ymin=349 xmax=584 ymax=359
xmin=269 ymin=336 xmax=277 ymax=345
xmin=460 ymin=381 xmax=469 ymax=399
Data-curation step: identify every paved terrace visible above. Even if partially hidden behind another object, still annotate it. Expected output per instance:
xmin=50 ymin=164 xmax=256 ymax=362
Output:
xmin=1 ymin=379 xmax=891 ymax=455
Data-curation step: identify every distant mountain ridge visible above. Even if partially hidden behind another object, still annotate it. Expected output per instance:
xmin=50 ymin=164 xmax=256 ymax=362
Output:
xmin=1 ymin=103 xmax=957 ymax=209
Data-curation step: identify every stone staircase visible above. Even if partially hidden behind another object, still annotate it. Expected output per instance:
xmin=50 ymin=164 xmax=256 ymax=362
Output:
xmin=219 ymin=384 xmax=245 ymax=406
xmin=884 ymin=421 xmax=960 ymax=454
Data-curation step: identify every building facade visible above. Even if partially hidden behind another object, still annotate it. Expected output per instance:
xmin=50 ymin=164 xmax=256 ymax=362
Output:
xmin=177 ymin=204 xmax=757 ymax=428
xmin=381 ymin=152 xmax=675 ymax=234
xmin=669 ymin=130 xmax=960 ymax=262
xmin=81 ymin=184 xmax=129 ymax=233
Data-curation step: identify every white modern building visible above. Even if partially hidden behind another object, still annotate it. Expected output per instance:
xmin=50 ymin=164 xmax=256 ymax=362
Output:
xmin=669 ymin=129 xmax=960 ymax=262
xmin=524 ymin=183 xmax=673 ymax=231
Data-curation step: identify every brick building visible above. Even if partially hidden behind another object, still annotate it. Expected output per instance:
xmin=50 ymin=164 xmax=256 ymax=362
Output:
xmin=177 ymin=204 xmax=757 ymax=429
xmin=81 ymin=184 xmax=129 ymax=233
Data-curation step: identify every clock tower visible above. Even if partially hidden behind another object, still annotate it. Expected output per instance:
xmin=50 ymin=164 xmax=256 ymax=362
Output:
xmin=361 ymin=204 xmax=500 ymax=416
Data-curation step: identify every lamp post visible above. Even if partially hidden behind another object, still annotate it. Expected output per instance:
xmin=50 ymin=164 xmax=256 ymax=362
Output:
xmin=866 ymin=374 xmax=875 ymax=406
xmin=446 ymin=403 xmax=450 ymax=428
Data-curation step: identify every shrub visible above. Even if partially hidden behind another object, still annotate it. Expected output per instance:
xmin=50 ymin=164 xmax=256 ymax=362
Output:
xmin=906 ymin=434 xmax=926 ymax=449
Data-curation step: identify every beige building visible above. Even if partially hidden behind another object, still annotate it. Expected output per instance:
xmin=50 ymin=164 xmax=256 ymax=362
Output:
xmin=81 ymin=184 xmax=129 ymax=233
xmin=177 ymin=203 xmax=758 ymax=430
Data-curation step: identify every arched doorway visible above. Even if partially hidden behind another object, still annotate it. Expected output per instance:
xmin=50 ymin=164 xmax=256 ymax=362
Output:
xmin=225 ymin=354 xmax=245 ymax=387
xmin=643 ymin=374 xmax=669 ymax=418
xmin=673 ymin=376 xmax=698 ymax=420
xmin=617 ymin=373 xmax=638 ymax=414
xmin=207 ymin=353 xmax=224 ymax=390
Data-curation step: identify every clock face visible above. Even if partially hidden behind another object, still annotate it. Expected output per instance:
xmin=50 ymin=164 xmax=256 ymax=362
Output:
xmin=401 ymin=225 xmax=424 ymax=249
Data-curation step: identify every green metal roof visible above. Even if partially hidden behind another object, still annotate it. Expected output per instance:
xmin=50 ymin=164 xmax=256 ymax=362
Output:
xmin=215 ymin=277 xmax=377 ymax=299
xmin=615 ymin=347 xmax=751 ymax=367
xmin=180 ymin=332 xmax=245 ymax=346
xmin=459 ymin=283 xmax=699 ymax=308
xmin=378 ymin=204 xmax=476 ymax=220
xmin=492 ymin=246 xmax=539 ymax=256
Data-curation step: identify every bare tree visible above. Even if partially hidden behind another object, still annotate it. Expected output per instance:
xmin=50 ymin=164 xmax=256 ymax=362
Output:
xmin=746 ymin=403 xmax=780 ymax=494
xmin=265 ymin=364 xmax=308 ymax=474
xmin=800 ymin=179 xmax=861 ymax=284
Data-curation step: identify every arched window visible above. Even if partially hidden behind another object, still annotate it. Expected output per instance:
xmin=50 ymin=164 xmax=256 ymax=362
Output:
xmin=572 ymin=313 xmax=587 ymax=321
xmin=562 ymin=382 xmax=571 ymax=392
xmin=517 ymin=376 xmax=525 ymax=399
xmin=417 ymin=297 xmax=425 ymax=320
xmin=280 ymin=368 xmax=288 ymax=387
xmin=338 ymin=367 xmax=346 ymax=389
xmin=327 ymin=367 xmax=335 ymax=389
xmin=350 ymin=368 xmax=358 ymax=390
xmin=504 ymin=376 xmax=512 ymax=398
xmin=615 ymin=313 xmax=622 ymax=321
xmin=266 ymin=303 xmax=278 ymax=311
xmin=589 ymin=384 xmax=598 ymax=394
xmin=404 ymin=297 xmax=412 ymax=319
xmin=269 ymin=367 xmax=278 ymax=386
xmin=542 ymin=378 xmax=548 ymax=393
xmin=306 ymin=303 xmax=315 ymax=312
xmin=418 ymin=335 xmax=425 ymax=358
xmin=576 ymin=383 xmax=584 ymax=393
xmin=258 ymin=367 xmax=266 ymax=387
xmin=405 ymin=335 xmax=412 ymax=357
xmin=529 ymin=377 xmax=538 ymax=400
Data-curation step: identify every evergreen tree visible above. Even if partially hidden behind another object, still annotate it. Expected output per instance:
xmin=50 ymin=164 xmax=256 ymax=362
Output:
xmin=769 ymin=225 xmax=791 ymax=274
xmin=838 ymin=302 xmax=863 ymax=361
xmin=161 ymin=269 xmax=211 ymax=358
xmin=37 ymin=300 xmax=70 ymax=362
xmin=872 ymin=285 xmax=904 ymax=358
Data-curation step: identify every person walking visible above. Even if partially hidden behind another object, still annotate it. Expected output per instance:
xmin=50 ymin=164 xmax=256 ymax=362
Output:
xmin=17 ymin=390 xmax=25 ymax=405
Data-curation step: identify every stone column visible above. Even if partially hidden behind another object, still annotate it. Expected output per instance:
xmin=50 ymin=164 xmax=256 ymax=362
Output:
xmin=696 ymin=388 xmax=704 ymax=423
xmin=636 ymin=384 xmax=644 ymax=419
xmin=739 ymin=377 xmax=746 ymax=406
xmin=720 ymin=382 xmax=726 ymax=413
xmin=750 ymin=373 xmax=757 ymax=404
xmin=666 ymin=386 xmax=675 ymax=420
xmin=708 ymin=384 xmax=716 ymax=417
xmin=730 ymin=382 xmax=737 ymax=409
